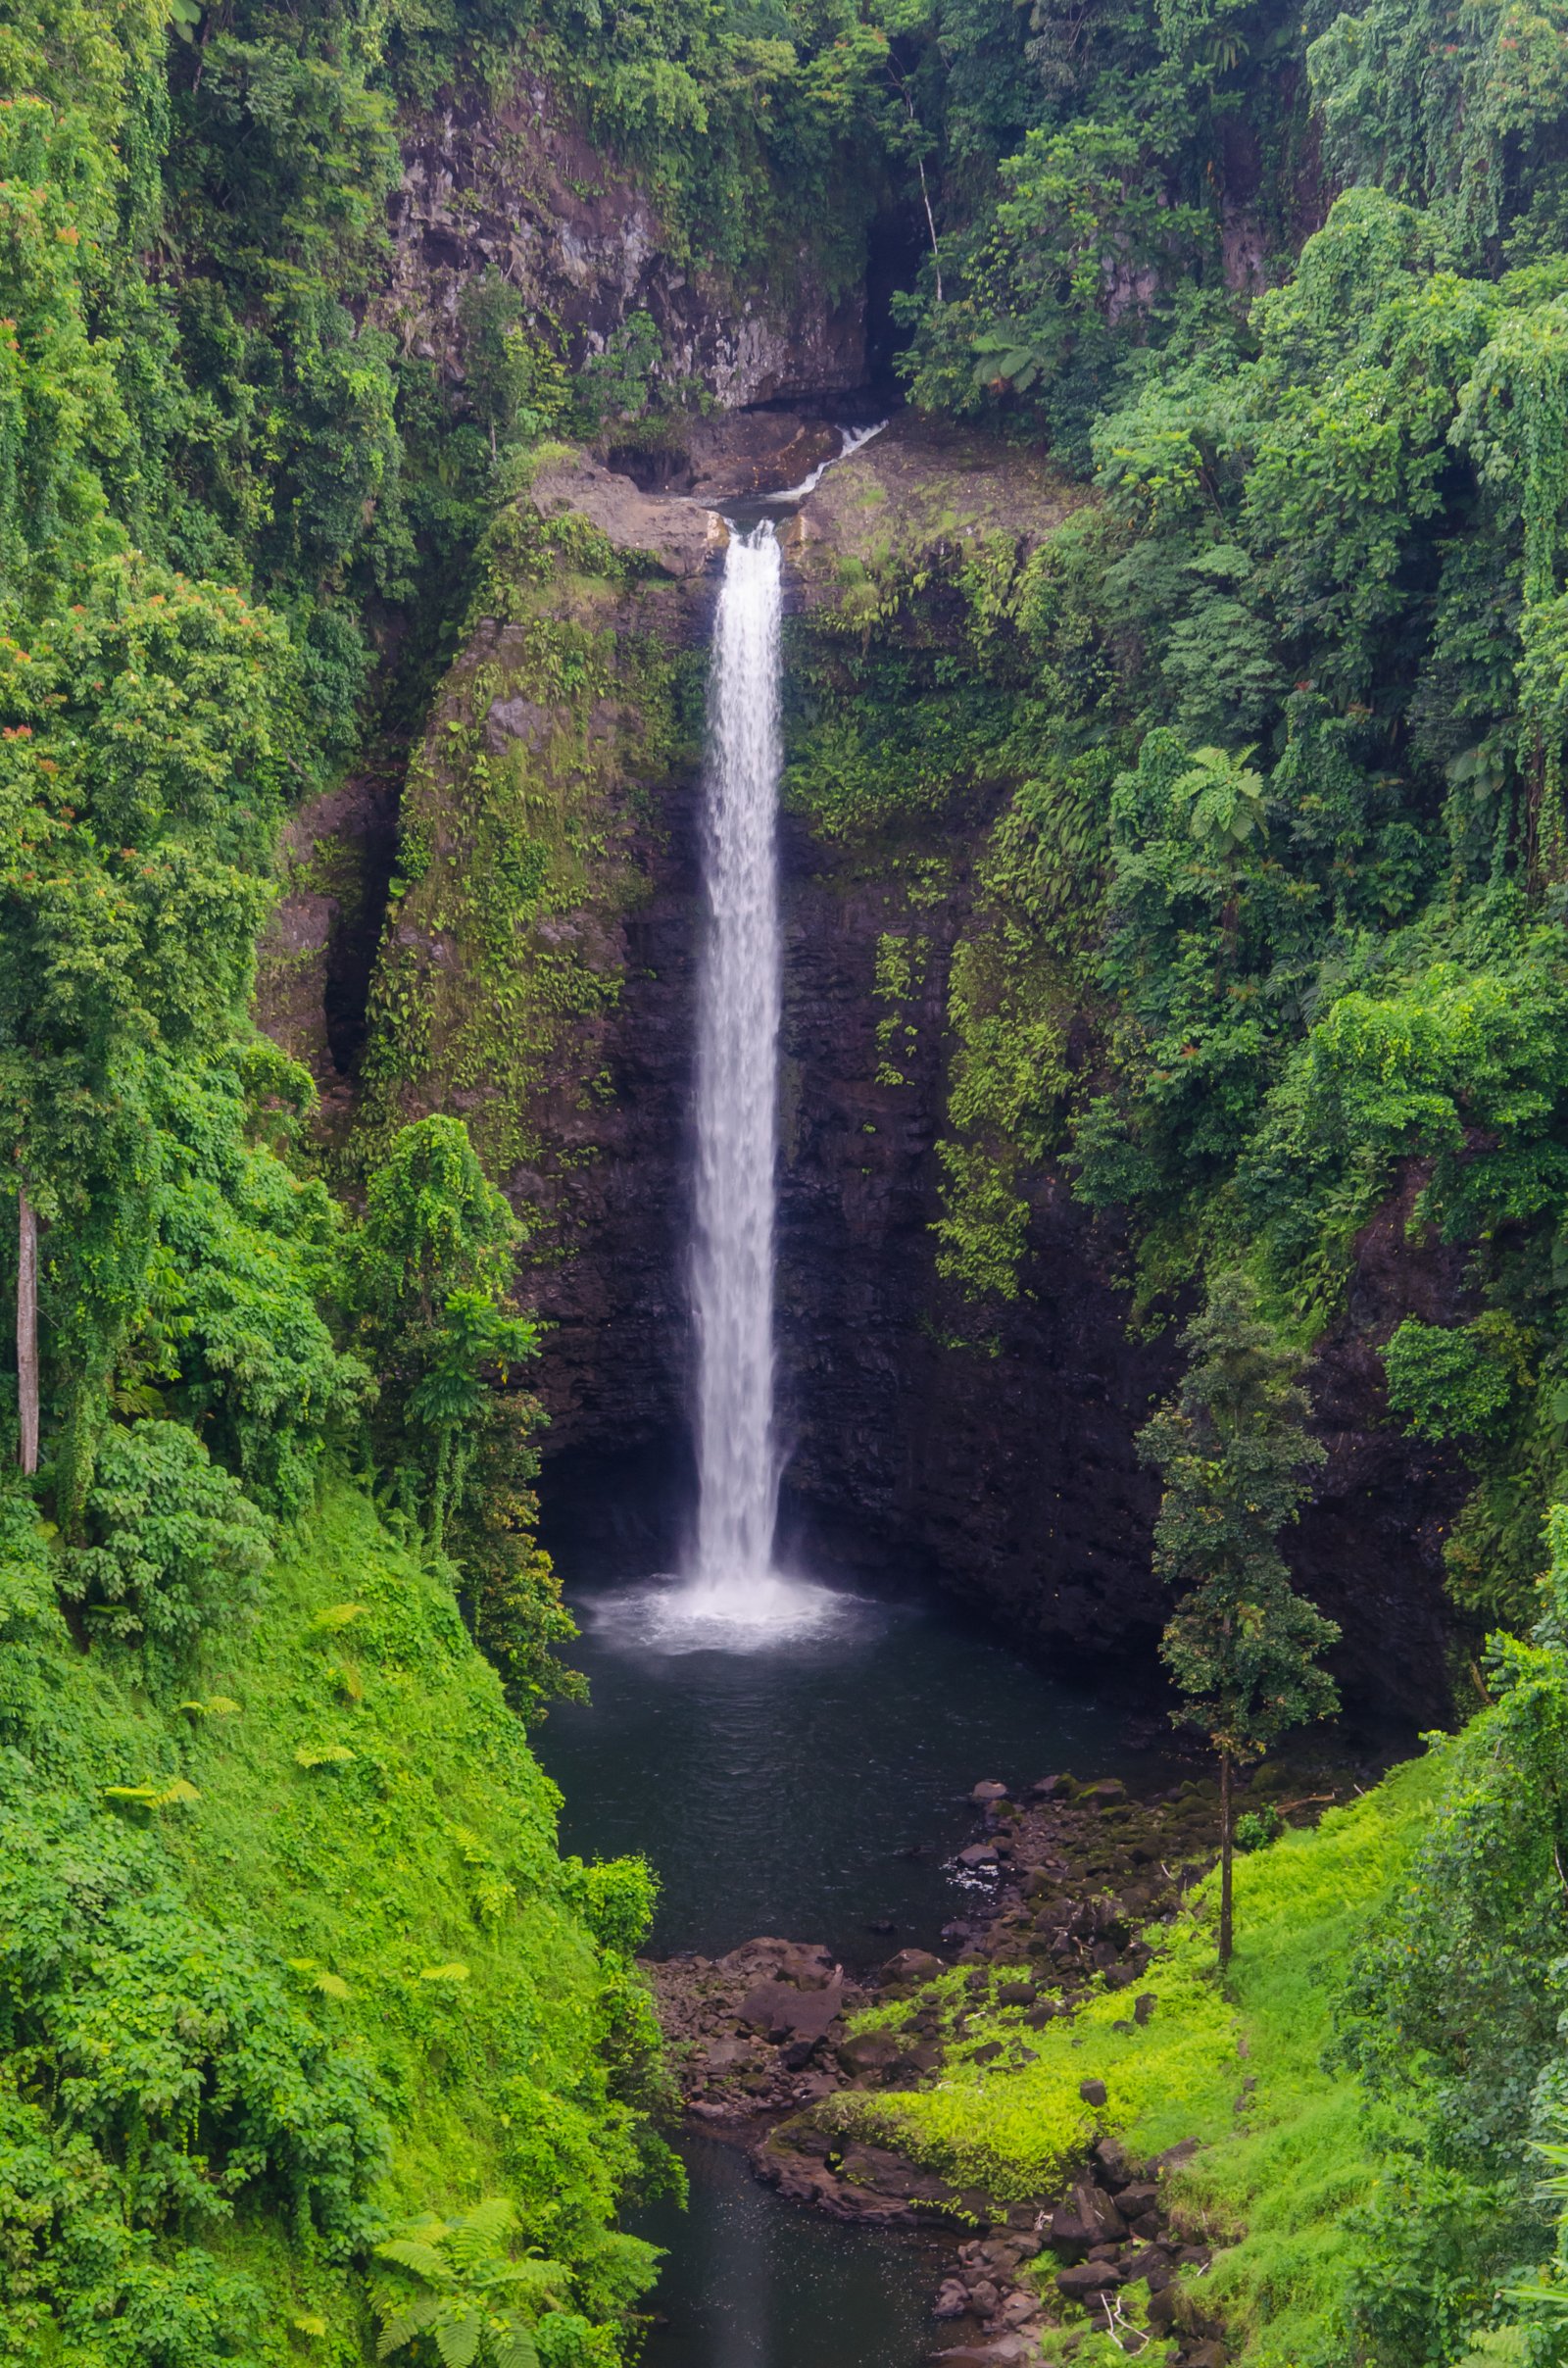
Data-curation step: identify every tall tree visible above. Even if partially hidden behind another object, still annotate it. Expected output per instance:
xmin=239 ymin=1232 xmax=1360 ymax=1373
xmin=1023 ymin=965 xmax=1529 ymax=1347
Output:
xmin=1138 ymin=1272 xmax=1340 ymax=1964
xmin=355 ymin=1114 xmax=534 ymax=1551
xmin=0 ymin=559 xmax=296 ymax=1519
xmin=15 ymin=1187 xmax=36 ymax=1474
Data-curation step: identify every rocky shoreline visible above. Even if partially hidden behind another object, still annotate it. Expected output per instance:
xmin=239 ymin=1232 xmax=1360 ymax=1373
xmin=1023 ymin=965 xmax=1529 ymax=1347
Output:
xmin=642 ymin=1765 xmax=1278 ymax=2362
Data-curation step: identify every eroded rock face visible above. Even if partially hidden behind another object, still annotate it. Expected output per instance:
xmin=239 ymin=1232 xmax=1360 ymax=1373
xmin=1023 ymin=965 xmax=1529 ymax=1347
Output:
xmin=529 ymin=452 xmax=727 ymax=578
xmin=383 ymin=80 xmax=868 ymax=408
xmin=768 ymin=827 xmax=1179 ymax=1664
xmin=256 ymin=759 xmax=403 ymax=1140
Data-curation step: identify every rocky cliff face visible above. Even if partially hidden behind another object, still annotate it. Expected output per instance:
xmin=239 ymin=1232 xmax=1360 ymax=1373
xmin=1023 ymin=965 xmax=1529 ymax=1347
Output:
xmin=522 ymin=419 xmax=1461 ymax=1718
xmin=263 ymin=391 xmax=1462 ymax=1721
xmin=256 ymin=71 xmax=874 ymax=1138
xmin=384 ymin=80 xmax=867 ymax=408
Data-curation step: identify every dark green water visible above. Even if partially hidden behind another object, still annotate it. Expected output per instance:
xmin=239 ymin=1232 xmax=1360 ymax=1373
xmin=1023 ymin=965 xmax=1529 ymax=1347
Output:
xmin=534 ymin=1574 xmax=1152 ymax=2368
xmin=631 ymin=2134 xmax=952 ymax=2368
xmin=539 ymin=1580 xmax=1159 ymax=1968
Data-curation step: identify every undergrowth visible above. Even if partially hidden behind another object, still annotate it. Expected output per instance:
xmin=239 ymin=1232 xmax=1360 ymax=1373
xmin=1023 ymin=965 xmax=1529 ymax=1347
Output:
xmin=0 ymin=1477 xmax=672 ymax=2365
xmin=828 ymin=1758 xmax=1442 ymax=2364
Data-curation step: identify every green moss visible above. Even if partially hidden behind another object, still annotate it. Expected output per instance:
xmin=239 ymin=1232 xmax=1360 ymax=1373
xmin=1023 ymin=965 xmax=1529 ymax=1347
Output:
xmin=354 ymin=495 xmax=699 ymax=1208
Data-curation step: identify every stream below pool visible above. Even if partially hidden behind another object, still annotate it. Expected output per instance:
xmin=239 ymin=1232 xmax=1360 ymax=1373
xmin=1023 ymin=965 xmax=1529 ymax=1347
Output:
xmin=534 ymin=1573 xmax=1164 ymax=2368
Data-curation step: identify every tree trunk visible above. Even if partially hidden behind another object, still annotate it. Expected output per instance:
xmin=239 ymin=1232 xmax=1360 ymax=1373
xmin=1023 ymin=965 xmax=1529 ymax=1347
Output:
xmin=1218 ymin=1749 xmax=1234 ymax=1969
xmin=17 ymin=1189 xmax=37 ymax=1477
xmin=428 ymin=1424 xmax=452 ymax=1554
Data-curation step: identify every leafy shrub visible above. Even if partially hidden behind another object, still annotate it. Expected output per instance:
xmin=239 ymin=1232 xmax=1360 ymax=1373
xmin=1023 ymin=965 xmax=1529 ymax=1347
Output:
xmin=574 ymin=312 xmax=663 ymax=429
xmin=566 ymin=1856 xmax=659 ymax=1957
xmin=0 ymin=1777 xmax=391 ymax=2339
xmin=1337 ymin=1508 xmax=1568 ymax=2184
xmin=147 ymin=1059 xmax=369 ymax=1513
xmin=61 ymin=1421 xmax=272 ymax=1654
xmin=374 ymin=2197 xmax=571 ymax=2368
xmin=1383 ymin=1317 xmax=1524 ymax=1443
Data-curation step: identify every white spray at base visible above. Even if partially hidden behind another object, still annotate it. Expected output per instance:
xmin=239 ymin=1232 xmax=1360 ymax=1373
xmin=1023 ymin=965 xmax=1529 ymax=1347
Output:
xmin=589 ymin=426 xmax=884 ymax=1653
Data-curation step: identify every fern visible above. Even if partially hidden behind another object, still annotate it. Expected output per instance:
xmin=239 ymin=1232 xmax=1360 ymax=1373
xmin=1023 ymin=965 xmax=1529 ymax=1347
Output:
xmin=102 ymin=1777 xmax=201 ymax=1811
xmin=309 ymin=1603 xmax=368 ymax=1636
xmin=295 ymin=1744 xmax=357 ymax=1768
xmin=373 ymin=2201 xmax=564 ymax=2368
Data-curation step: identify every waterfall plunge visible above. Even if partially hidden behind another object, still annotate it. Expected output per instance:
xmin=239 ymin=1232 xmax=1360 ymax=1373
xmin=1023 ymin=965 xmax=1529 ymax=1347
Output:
xmin=660 ymin=514 xmax=841 ymax=1644
xmin=589 ymin=432 xmax=885 ymax=1654
xmin=690 ymin=522 xmax=786 ymax=1599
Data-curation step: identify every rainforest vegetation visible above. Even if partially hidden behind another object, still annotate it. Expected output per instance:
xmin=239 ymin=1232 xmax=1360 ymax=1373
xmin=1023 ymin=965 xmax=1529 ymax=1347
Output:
xmin=9 ymin=0 xmax=1568 ymax=2358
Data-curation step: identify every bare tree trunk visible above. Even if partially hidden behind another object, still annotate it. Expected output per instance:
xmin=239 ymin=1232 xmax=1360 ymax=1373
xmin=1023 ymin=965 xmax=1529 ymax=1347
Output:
xmin=889 ymin=73 xmax=944 ymax=305
xmin=17 ymin=1190 xmax=37 ymax=1476
xmin=914 ymin=149 xmax=944 ymax=305
xmin=1218 ymin=1750 xmax=1234 ymax=1969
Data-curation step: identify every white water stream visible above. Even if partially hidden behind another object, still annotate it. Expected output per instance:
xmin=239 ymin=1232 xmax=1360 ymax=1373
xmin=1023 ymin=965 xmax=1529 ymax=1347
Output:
xmin=690 ymin=521 xmax=788 ymax=1602
xmin=595 ymin=425 xmax=883 ymax=1653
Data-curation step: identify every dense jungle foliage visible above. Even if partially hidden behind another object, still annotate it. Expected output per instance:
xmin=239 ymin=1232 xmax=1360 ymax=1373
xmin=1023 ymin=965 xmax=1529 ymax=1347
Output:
xmin=12 ymin=0 xmax=1568 ymax=2355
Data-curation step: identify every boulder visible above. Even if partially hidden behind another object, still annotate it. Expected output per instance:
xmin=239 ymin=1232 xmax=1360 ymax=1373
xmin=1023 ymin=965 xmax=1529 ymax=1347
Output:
xmin=933 ymin=2281 xmax=971 ymax=2320
xmin=1048 ymin=2205 xmax=1094 ymax=2259
xmin=1050 ymin=2184 xmax=1125 ymax=2257
xmin=1080 ymin=1779 xmax=1129 ymax=1809
xmin=774 ymin=1941 xmax=839 ymax=1991
xmin=1072 ymin=2182 xmax=1128 ymax=2243
xmin=1079 ymin=2077 xmax=1109 ymax=2108
xmin=1118 ymin=2245 xmax=1170 ymax=2289
xmin=882 ymin=1947 xmax=945 ymax=1988
xmin=1057 ymin=2259 xmax=1121 ymax=2299
xmin=835 ymin=2026 xmax=909 ymax=2082
xmin=1028 ymin=1774 xmax=1073 ymax=1800
xmin=736 ymin=1978 xmax=845 ymax=2042
xmin=971 ymin=1780 xmax=1010 ymax=1804
xmin=957 ymin=1843 xmax=1000 ymax=1870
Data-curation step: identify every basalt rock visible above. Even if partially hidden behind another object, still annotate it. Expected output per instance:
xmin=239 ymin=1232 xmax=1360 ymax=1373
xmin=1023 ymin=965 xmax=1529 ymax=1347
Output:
xmin=381 ymin=76 xmax=868 ymax=410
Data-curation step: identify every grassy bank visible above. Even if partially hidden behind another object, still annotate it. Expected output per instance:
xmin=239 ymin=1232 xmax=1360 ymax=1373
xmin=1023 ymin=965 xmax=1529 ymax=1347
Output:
xmin=826 ymin=1758 xmax=1444 ymax=2364
xmin=0 ymin=1479 xmax=669 ymax=2366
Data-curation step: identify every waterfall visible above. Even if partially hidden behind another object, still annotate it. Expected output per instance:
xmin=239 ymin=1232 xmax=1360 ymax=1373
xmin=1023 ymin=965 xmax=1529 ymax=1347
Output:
xmin=591 ymin=426 xmax=885 ymax=1653
xmin=688 ymin=521 xmax=786 ymax=1602
xmin=655 ymin=509 xmax=842 ymax=1644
